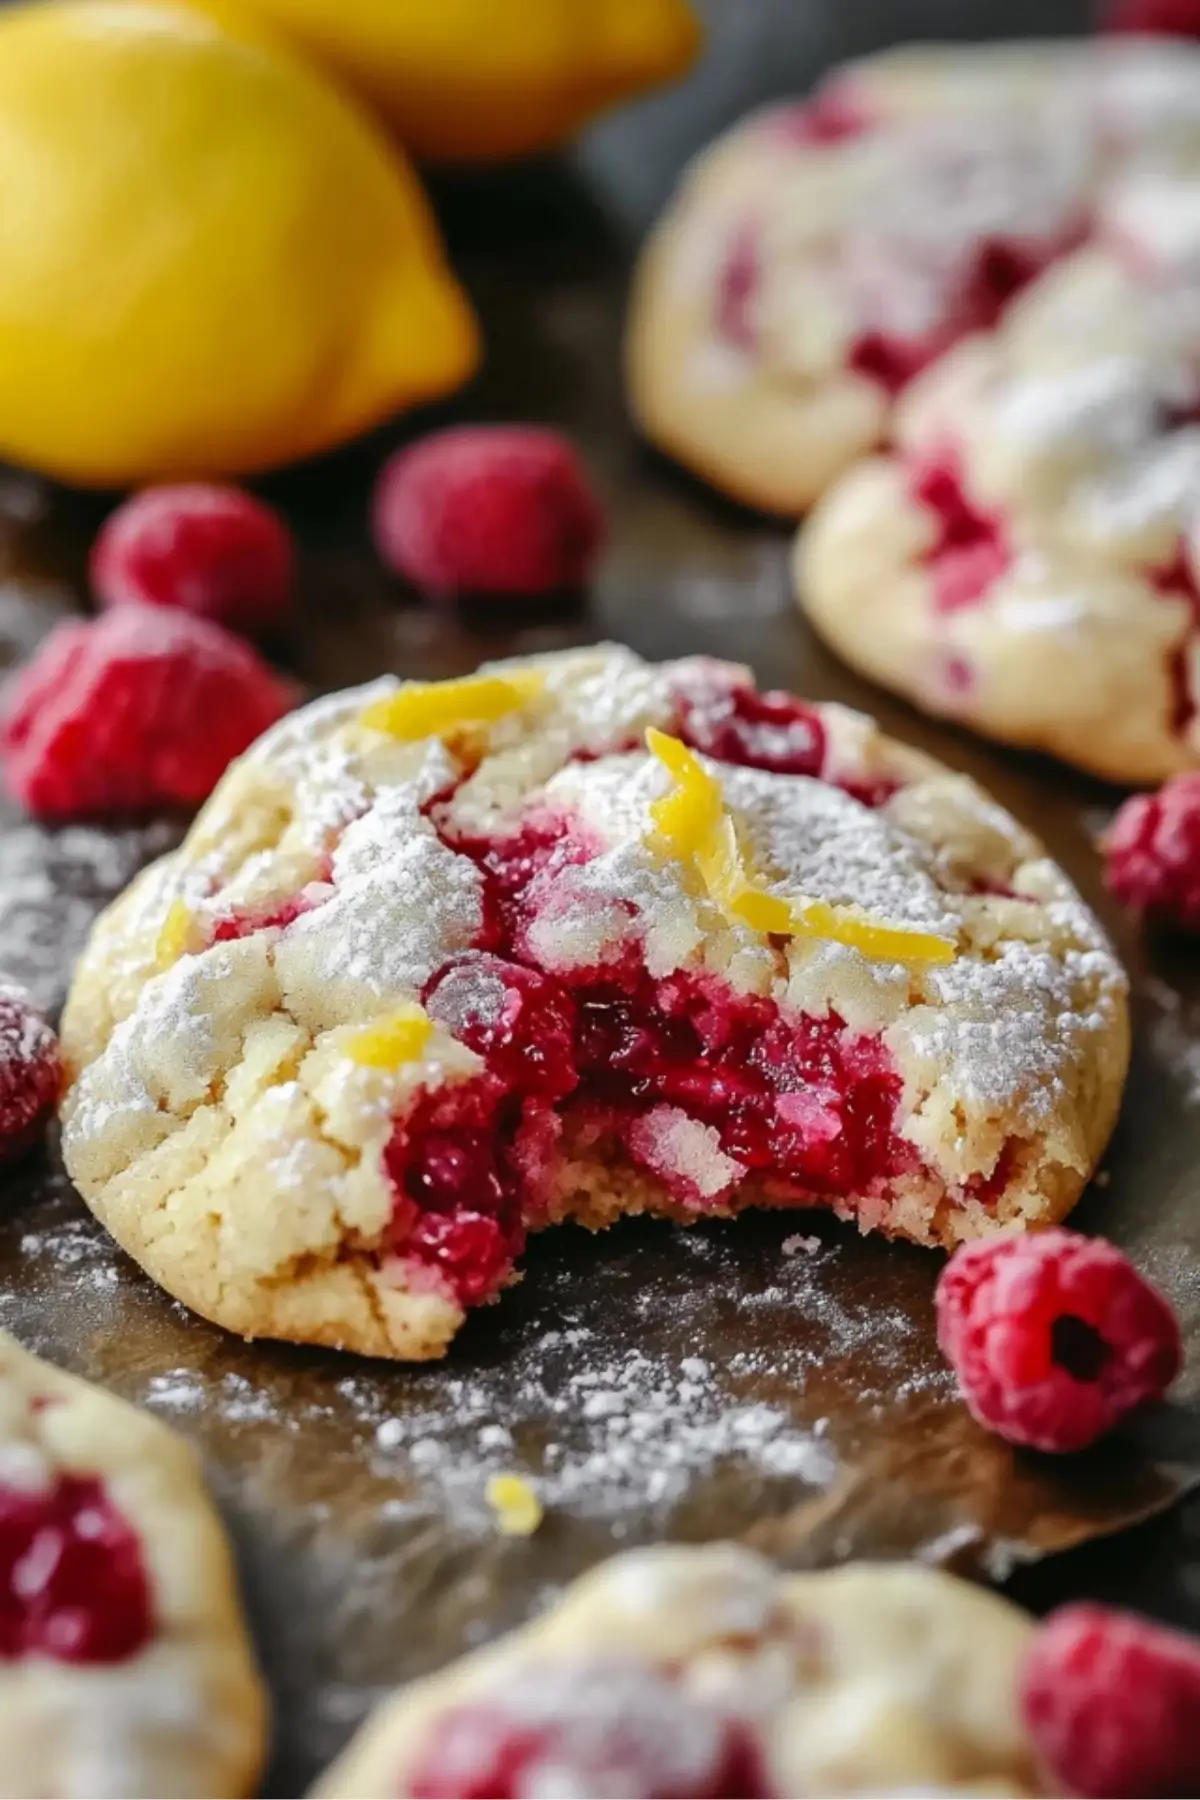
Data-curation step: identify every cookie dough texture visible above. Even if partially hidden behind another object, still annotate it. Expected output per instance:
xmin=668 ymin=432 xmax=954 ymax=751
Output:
xmin=60 ymin=646 xmax=1128 ymax=1362
xmin=313 ymin=1543 xmax=1039 ymax=1797
xmin=0 ymin=1330 xmax=265 ymax=1799
xmin=627 ymin=36 xmax=1200 ymax=517
xmin=798 ymin=234 xmax=1200 ymax=783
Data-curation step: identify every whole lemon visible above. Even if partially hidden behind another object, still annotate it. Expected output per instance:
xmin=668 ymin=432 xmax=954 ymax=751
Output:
xmin=0 ymin=0 xmax=479 ymax=487
xmin=184 ymin=0 xmax=703 ymax=163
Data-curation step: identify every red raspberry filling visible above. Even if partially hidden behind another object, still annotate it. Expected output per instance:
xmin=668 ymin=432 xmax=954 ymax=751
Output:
xmin=936 ymin=1228 xmax=1181 ymax=1452
xmin=715 ymin=224 xmax=760 ymax=351
xmin=383 ymin=827 xmax=915 ymax=1307
xmin=909 ymin=456 xmax=1012 ymax=613
xmin=1020 ymin=1602 xmax=1200 ymax=1799
xmin=849 ymin=237 xmax=1062 ymax=398
xmin=407 ymin=1657 xmax=767 ymax=1800
xmin=0 ymin=1473 xmax=153 ymax=1663
xmin=0 ymin=985 xmax=60 ymax=1168
xmin=772 ymin=82 xmax=873 ymax=147
xmin=1106 ymin=772 xmax=1200 ymax=930
xmin=1149 ymin=545 xmax=1200 ymax=733
xmin=673 ymin=673 xmax=898 ymax=805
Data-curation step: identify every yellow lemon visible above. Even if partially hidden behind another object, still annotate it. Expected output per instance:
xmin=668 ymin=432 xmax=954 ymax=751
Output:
xmin=193 ymin=0 xmax=703 ymax=163
xmin=0 ymin=0 xmax=478 ymax=487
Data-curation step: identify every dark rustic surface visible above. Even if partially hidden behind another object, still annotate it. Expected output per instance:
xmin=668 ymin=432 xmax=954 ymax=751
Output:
xmin=3 ymin=8 xmax=1200 ymax=1795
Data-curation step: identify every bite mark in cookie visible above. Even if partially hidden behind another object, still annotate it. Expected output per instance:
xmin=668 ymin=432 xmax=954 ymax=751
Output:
xmin=59 ymin=647 xmax=1128 ymax=1361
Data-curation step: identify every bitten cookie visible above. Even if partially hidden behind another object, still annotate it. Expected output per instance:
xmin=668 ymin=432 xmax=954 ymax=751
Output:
xmin=311 ymin=1543 xmax=1039 ymax=1797
xmin=0 ymin=1330 xmax=265 ymax=1798
xmin=798 ymin=189 xmax=1200 ymax=783
xmin=627 ymin=36 xmax=1200 ymax=516
xmin=60 ymin=646 xmax=1128 ymax=1362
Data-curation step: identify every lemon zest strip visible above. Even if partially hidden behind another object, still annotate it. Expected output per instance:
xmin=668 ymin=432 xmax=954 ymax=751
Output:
xmin=360 ymin=670 xmax=545 ymax=740
xmin=345 ymin=1004 xmax=433 ymax=1069
xmin=155 ymin=899 xmax=196 ymax=971
xmin=644 ymin=730 xmax=955 ymax=966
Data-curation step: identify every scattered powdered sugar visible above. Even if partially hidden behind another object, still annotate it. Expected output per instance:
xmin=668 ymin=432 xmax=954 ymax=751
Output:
xmin=118 ymin=1224 xmax=946 ymax=1539
xmin=0 ymin=816 xmax=180 ymax=1013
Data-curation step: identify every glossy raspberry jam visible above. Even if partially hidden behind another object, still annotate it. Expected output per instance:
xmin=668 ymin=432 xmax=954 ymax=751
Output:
xmin=909 ymin=456 xmax=1011 ymax=612
xmin=0 ymin=1473 xmax=153 ymax=1662
xmin=408 ymin=1657 xmax=767 ymax=1800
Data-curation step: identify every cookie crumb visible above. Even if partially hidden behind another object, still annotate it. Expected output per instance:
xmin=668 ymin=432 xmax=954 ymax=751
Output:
xmin=486 ymin=1473 xmax=543 ymax=1537
xmin=782 ymin=1234 xmax=821 ymax=1257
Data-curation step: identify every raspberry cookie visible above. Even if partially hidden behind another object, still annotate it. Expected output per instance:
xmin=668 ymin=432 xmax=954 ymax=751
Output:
xmin=59 ymin=647 xmax=1127 ymax=1362
xmin=0 ymin=1330 xmax=265 ymax=1798
xmin=627 ymin=37 xmax=1200 ymax=516
xmin=312 ymin=1543 xmax=1039 ymax=1797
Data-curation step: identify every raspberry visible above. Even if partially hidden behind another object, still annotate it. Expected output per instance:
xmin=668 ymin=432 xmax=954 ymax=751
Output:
xmin=423 ymin=953 xmax=578 ymax=1101
xmin=91 ymin=484 xmax=294 ymax=634
xmin=1020 ymin=1604 xmax=1200 ymax=1798
xmin=0 ymin=982 xmax=59 ymax=1167
xmin=408 ymin=1658 xmax=766 ymax=1799
xmin=1103 ymin=0 xmax=1200 ymax=35
xmin=1105 ymin=773 xmax=1200 ymax=930
xmin=1 ymin=608 xmax=294 ymax=819
xmin=372 ymin=426 xmax=605 ymax=598
xmin=935 ymin=1228 xmax=1181 ymax=1451
xmin=675 ymin=677 xmax=826 ymax=779
xmin=0 ymin=1473 xmax=153 ymax=1663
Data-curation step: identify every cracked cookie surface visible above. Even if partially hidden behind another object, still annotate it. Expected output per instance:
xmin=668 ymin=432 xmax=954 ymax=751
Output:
xmin=0 ymin=1330 xmax=265 ymax=1799
xmin=798 ymin=208 xmax=1200 ymax=782
xmin=60 ymin=645 xmax=1128 ymax=1361
xmin=627 ymin=36 xmax=1200 ymax=517
xmin=312 ymin=1543 xmax=1039 ymax=1797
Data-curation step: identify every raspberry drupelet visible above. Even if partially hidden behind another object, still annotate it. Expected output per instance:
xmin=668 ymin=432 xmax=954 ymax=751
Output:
xmin=935 ymin=1228 xmax=1181 ymax=1452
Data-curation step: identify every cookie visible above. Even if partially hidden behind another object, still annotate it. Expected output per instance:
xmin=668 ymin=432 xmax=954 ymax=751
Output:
xmin=0 ymin=1329 xmax=265 ymax=1798
xmin=797 ymin=195 xmax=1200 ymax=783
xmin=60 ymin=646 xmax=1128 ymax=1362
xmin=626 ymin=36 xmax=1200 ymax=516
xmin=311 ymin=1543 xmax=1039 ymax=1796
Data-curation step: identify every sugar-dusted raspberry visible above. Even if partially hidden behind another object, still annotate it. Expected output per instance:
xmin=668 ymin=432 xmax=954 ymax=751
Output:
xmin=408 ymin=1658 xmax=766 ymax=1799
xmin=935 ymin=1228 xmax=1181 ymax=1451
xmin=1105 ymin=773 xmax=1200 ymax=930
xmin=0 ymin=1472 xmax=153 ymax=1663
xmin=0 ymin=608 xmax=294 ymax=819
xmin=1103 ymin=0 xmax=1200 ymax=35
xmin=674 ymin=674 xmax=826 ymax=779
xmin=0 ymin=982 xmax=59 ymax=1168
xmin=1020 ymin=1603 xmax=1200 ymax=1798
xmin=423 ymin=953 xmax=578 ymax=1101
xmin=91 ymin=484 xmax=294 ymax=634
xmin=372 ymin=426 xmax=606 ymax=598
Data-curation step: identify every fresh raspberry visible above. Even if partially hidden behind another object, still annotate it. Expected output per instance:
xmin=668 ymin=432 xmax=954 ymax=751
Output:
xmin=1104 ymin=773 xmax=1200 ymax=930
xmin=91 ymin=484 xmax=294 ymax=634
xmin=1103 ymin=0 xmax=1200 ymax=36
xmin=1020 ymin=1603 xmax=1200 ymax=1798
xmin=0 ymin=1473 xmax=153 ymax=1663
xmin=935 ymin=1229 xmax=1181 ymax=1452
xmin=408 ymin=1658 xmax=766 ymax=1799
xmin=372 ymin=426 xmax=606 ymax=598
xmin=0 ymin=982 xmax=59 ymax=1167
xmin=1 ymin=609 xmax=294 ymax=820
